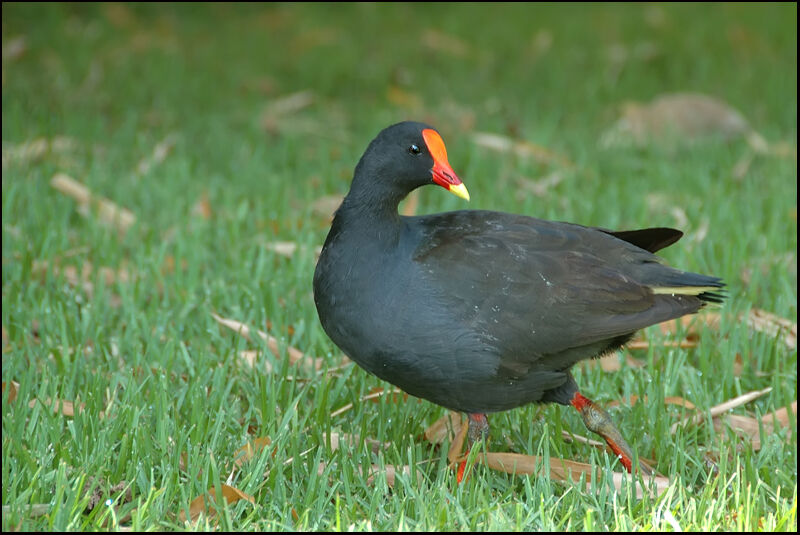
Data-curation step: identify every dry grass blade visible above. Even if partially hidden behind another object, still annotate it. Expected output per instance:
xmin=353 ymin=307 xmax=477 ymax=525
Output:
xmin=233 ymin=437 xmax=272 ymax=468
xmin=261 ymin=90 xmax=315 ymax=132
xmin=670 ymin=387 xmax=773 ymax=434
xmin=136 ymin=134 xmax=176 ymax=176
xmin=607 ymin=395 xmax=696 ymax=410
xmin=2 ymin=136 xmax=77 ymax=168
xmin=516 ymin=172 xmax=564 ymax=198
xmin=50 ymin=173 xmax=136 ymax=235
xmin=482 ymin=452 xmax=670 ymax=498
xmin=311 ymin=194 xmax=344 ymax=222
xmin=329 ymin=388 xmax=407 ymax=418
xmin=561 ymin=429 xmax=605 ymax=447
xmin=367 ymin=386 xmax=409 ymax=404
xmin=263 ymin=90 xmax=314 ymax=117
xmin=210 ymin=312 xmax=314 ymax=369
xmin=558 ymin=430 xmax=660 ymax=468
xmin=263 ymin=241 xmax=323 ymax=260
xmin=323 ymin=432 xmax=391 ymax=454
xmin=472 ymin=132 xmax=573 ymax=167
xmin=708 ymin=387 xmax=773 ymax=417
xmin=264 ymin=241 xmax=299 ymax=258
xmin=626 ymin=339 xmax=699 ymax=351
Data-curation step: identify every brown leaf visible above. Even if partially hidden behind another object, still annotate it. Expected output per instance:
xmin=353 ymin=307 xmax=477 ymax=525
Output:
xmin=220 ymin=484 xmax=255 ymax=505
xmin=424 ymin=411 xmax=463 ymax=445
xmin=180 ymin=494 xmax=211 ymax=523
xmin=472 ymin=132 xmax=573 ymax=167
xmin=746 ymin=308 xmax=796 ymax=350
xmin=2 ymin=380 xmax=20 ymax=403
xmin=29 ymin=397 xmax=84 ymax=417
xmin=670 ymin=387 xmax=773 ymax=434
xmin=601 ymin=92 xmax=751 ymax=148
xmin=482 ymin=452 xmax=670 ymax=498
xmin=233 ymin=437 xmax=273 ymax=468
xmin=447 ymin=415 xmax=469 ymax=465
xmin=50 ymin=174 xmax=136 ymax=235
xmin=210 ymin=312 xmax=317 ymax=369
xmin=365 ymin=464 xmax=414 ymax=487
xmin=715 ymin=400 xmax=797 ymax=451
xmin=765 ymin=400 xmax=797 ymax=429
xmin=180 ymin=484 xmax=255 ymax=523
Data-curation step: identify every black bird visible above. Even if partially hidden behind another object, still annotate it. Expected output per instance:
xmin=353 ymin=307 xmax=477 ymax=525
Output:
xmin=313 ymin=121 xmax=724 ymax=479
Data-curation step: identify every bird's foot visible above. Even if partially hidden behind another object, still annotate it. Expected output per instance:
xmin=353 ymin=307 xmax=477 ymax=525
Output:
xmin=570 ymin=392 xmax=652 ymax=476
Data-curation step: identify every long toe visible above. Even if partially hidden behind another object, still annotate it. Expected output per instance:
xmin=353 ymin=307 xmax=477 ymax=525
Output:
xmin=571 ymin=392 xmax=652 ymax=476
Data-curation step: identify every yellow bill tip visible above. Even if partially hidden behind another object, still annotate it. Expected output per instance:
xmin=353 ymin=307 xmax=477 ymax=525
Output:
xmin=448 ymin=182 xmax=470 ymax=201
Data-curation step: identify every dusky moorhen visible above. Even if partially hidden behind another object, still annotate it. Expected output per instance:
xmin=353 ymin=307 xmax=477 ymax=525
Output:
xmin=313 ymin=121 xmax=724 ymax=479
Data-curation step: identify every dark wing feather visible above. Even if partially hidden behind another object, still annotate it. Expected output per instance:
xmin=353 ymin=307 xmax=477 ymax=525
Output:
xmin=411 ymin=211 xmax=713 ymax=373
xmin=600 ymin=227 xmax=683 ymax=253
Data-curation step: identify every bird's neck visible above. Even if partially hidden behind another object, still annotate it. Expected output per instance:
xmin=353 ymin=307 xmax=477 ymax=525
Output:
xmin=338 ymin=167 xmax=412 ymax=221
xmin=329 ymin=183 xmax=410 ymax=247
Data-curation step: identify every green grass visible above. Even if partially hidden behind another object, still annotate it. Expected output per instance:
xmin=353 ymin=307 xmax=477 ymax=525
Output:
xmin=2 ymin=3 xmax=796 ymax=531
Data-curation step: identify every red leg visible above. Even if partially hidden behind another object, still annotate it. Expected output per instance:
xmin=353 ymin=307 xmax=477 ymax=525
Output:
xmin=570 ymin=391 xmax=651 ymax=475
xmin=457 ymin=413 xmax=489 ymax=483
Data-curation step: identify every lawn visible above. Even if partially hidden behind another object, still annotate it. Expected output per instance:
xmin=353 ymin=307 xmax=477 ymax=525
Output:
xmin=2 ymin=3 xmax=797 ymax=531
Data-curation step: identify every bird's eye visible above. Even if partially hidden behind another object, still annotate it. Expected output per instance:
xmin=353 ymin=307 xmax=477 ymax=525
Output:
xmin=408 ymin=144 xmax=421 ymax=155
